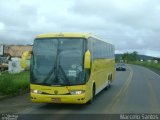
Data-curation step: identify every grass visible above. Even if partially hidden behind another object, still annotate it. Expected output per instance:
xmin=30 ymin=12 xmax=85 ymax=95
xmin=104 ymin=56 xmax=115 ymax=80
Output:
xmin=131 ymin=61 xmax=160 ymax=71
xmin=0 ymin=71 xmax=30 ymax=95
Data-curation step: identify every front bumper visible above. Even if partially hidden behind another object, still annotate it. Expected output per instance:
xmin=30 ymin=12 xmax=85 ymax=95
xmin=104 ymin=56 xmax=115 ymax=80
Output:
xmin=31 ymin=93 xmax=87 ymax=104
xmin=116 ymin=67 xmax=126 ymax=71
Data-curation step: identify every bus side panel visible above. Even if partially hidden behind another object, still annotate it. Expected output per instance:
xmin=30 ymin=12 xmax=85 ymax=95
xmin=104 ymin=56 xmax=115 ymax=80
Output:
xmin=89 ymin=58 xmax=115 ymax=95
xmin=87 ymin=36 xmax=115 ymax=96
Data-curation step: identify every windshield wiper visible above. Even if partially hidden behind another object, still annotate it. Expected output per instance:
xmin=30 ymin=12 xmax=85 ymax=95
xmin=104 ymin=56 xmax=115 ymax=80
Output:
xmin=42 ymin=63 xmax=56 ymax=84
xmin=57 ymin=64 xmax=70 ymax=85
xmin=42 ymin=44 xmax=59 ymax=84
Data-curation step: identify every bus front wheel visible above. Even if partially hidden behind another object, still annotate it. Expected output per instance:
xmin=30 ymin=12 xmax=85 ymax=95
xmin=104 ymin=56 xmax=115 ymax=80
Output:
xmin=104 ymin=75 xmax=112 ymax=90
xmin=88 ymin=84 xmax=95 ymax=104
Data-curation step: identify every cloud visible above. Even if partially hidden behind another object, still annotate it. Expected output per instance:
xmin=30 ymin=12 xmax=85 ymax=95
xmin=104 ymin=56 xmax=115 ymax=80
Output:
xmin=0 ymin=0 xmax=160 ymax=57
xmin=70 ymin=0 xmax=160 ymax=57
xmin=0 ymin=22 xmax=5 ymax=30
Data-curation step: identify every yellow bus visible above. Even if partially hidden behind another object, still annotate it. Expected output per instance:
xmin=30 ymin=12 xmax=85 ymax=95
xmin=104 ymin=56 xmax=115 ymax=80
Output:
xmin=21 ymin=33 xmax=115 ymax=104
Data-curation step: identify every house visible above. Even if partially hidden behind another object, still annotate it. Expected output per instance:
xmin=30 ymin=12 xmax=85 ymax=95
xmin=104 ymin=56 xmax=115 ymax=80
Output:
xmin=152 ymin=57 xmax=160 ymax=63
xmin=3 ymin=45 xmax=32 ymax=57
xmin=0 ymin=44 xmax=3 ymax=55
xmin=0 ymin=45 xmax=32 ymax=72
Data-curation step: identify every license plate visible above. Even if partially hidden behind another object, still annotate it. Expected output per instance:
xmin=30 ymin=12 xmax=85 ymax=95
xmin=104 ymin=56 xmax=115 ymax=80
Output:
xmin=52 ymin=98 xmax=61 ymax=102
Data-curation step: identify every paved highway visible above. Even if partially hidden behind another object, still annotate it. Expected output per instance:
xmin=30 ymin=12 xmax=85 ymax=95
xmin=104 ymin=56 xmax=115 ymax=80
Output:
xmin=0 ymin=64 xmax=160 ymax=119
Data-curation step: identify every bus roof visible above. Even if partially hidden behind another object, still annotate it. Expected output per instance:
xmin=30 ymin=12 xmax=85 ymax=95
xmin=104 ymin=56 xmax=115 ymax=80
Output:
xmin=36 ymin=33 xmax=92 ymax=39
xmin=36 ymin=33 xmax=113 ymax=45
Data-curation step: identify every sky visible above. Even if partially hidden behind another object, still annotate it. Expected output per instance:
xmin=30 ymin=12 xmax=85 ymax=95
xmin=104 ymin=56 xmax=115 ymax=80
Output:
xmin=0 ymin=0 xmax=160 ymax=57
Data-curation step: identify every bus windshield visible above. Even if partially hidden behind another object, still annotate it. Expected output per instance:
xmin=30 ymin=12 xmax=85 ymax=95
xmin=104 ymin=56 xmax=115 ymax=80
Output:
xmin=31 ymin=38 xmax=85 ymax=86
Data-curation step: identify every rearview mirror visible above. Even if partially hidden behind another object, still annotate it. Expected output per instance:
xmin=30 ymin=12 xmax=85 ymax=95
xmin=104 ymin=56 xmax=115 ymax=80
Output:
xmin=84 ymin=50 xmax=91 ymax=69
xmin=20 ymin=51 xmax=32 ymax=68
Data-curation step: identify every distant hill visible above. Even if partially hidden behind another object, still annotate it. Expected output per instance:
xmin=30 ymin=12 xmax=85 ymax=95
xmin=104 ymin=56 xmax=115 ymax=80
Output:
xmin=137 ymin=55 xmax=156 ymax=60
xmin=115 ymin=54 xmax=158 ymax=61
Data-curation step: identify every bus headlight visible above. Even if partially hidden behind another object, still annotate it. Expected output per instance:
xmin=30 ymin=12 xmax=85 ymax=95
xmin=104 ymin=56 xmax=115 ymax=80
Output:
xmin=31 ymin=89 xmax=42 ymax=94
xmin=69 ymin=90 xmax=85 ymax=95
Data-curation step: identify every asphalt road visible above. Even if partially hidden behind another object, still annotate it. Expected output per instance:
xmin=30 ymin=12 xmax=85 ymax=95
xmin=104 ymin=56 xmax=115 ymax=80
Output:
xmin=0 ymin=64 xmax=160 ymax=120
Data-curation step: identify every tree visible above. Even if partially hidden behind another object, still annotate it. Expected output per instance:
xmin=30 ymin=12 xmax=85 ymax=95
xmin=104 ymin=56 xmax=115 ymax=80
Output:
xmin=121 ymin=51 xmax=138 ymax=62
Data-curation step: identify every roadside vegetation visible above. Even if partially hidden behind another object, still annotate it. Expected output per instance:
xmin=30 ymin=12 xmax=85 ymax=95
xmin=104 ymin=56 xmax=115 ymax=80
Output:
xmin=131 ymin=61 xmax=160 ymax=71
xmin=116 ymin=51 xmax=160 ymax=71
xmin=0 ymin=71 xmax=30 ymax=95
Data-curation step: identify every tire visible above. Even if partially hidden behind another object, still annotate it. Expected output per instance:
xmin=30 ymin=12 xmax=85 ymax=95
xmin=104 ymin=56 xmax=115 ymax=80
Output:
xmin=109 ymin=74 xmax=112 ymax=87
xmin=116 ymin=68 xmax=119 ymax=71
xmin=104 ymin=75 xmax=111 ymax=90
xmin=108 ymin=79 xmax=111 ymax=88
xmin=88 ymin=84 xmax=95 ymax=104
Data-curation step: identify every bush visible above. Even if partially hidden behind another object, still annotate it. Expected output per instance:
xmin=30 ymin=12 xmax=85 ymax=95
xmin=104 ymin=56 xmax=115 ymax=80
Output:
xmin=131 ymin=61 xmax=160 ymax=70
xmin=0 ymin=71 xmax=30 ymax=95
